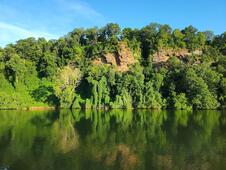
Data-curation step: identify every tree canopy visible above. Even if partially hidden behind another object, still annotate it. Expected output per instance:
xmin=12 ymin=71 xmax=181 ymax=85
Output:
xmin=0 ymin=23 xmax=225 ymax=110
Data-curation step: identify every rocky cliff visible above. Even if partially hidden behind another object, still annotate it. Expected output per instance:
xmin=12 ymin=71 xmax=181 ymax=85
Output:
xmin=152 ymin=48 xmax=202 ymax=63
xmin=93 ymin=42 xmax=136 ymax=72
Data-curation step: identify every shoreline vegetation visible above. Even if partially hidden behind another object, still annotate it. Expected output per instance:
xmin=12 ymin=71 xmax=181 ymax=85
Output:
xmin=0 ymin=107 xmax=225 ymax=111
xmin=0 ymin=23 xmax=226 ymax=110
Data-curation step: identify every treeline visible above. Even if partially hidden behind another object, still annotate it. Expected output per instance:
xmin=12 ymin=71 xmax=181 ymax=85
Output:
xmin=0 ymin=23 xmax=226 ymax=110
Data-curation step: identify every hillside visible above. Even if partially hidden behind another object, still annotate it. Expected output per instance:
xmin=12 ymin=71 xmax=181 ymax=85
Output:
xmin=0 ymin=23 xmax=226 ymax=110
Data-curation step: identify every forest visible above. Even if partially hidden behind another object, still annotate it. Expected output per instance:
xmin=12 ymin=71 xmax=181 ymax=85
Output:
xmin=0 ymin=23 xmax=226 ymax=110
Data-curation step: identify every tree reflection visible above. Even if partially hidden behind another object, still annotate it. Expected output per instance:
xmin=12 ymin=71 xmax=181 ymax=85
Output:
xmin=0 ymin=110 xmax=225 ymax=170
xmin=51 ymin=110 xmax=79 ymax=153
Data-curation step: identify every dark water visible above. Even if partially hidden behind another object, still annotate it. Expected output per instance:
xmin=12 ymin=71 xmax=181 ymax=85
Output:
xmin=0 ymin=110 xmax=226 ymax=170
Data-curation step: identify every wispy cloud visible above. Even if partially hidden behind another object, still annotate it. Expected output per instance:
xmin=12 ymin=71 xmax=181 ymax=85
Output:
xmin=0 ymin=0 xmax=107 ymax=47
xmin=56 ymin=0 xmax=105 ymax=22
xmin=0 ymin=22 xmax=57 ymax=47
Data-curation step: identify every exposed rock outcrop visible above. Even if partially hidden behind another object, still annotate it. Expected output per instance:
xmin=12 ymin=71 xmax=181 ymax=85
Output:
xmin=93 ymin=45 xmax=202 ymax=71
xmin=152 ymin=48 xmax=202 ymax=63
xmin=93 ymin=42 xmax=136 ymax=72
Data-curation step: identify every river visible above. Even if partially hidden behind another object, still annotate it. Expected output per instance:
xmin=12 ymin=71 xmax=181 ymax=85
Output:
xmin=0 ymin=110 xmax=226 ymax=170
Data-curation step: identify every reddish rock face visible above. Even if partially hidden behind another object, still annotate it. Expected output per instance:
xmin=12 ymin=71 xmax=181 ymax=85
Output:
xmin=152 ymin=48 xmax=202 ymax=63
xmin=93 ymin=42 xmax=136 ymax=72
xmin=93 ymin=44 xmax=203 ymax=71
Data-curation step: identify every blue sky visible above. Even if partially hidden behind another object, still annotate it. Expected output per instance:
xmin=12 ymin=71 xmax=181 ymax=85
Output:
xmin=0 ymin=0 xmax=226 ymax=47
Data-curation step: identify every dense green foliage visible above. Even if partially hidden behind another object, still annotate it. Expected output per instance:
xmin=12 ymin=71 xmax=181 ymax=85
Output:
xmin=0 ymin=23 xmax=226 ymax=110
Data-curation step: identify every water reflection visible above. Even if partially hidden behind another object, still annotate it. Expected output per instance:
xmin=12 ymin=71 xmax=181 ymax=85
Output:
xmin=0 ymin=110 xmax=225 ymax=170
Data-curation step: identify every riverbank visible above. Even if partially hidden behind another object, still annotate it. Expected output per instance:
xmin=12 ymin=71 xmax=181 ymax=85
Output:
xmin=0 ymin=106 xmax=56 ymax=111
xmin=0 ymin=106 xmax=225 ymax=111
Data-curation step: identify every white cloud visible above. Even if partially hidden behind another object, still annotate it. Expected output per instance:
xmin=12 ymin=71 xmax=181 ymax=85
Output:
xmin=0 ymin=22 xmax=58 ymax=47
xmin=69 ymin=1 xmax=102 ymax=18
xmin=56 ymin=0 xmax=105 ymax=21
xmin=0 ymin=0 xmax=106 ymax=47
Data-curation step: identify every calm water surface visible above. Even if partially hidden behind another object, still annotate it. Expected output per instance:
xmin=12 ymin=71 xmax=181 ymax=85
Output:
xmin=0 ymin=110 xmax=226 ymax=170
